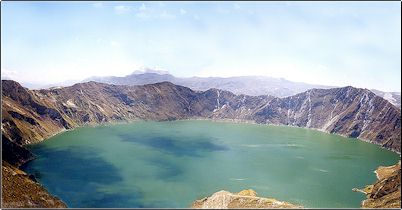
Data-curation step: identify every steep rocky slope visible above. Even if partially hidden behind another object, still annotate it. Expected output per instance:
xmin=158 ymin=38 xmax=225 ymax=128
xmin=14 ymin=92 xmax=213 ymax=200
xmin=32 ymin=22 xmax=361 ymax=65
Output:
xmin=2 ymin=80 xmax=400 ymax=155
xmin=191 ymin=189 xmax=302 ymax=209
xmin=1 ymin=79 xmax=401 ymax=208
xmin=371 ymin=89 xmax=401 ymax=108
xmin=251 ymin=87 xmax=401 ymax=152
xmin=1 ymin=161 xmax=67 ymax=208
xmin=2 ymin=134 xmax=34 ymax=167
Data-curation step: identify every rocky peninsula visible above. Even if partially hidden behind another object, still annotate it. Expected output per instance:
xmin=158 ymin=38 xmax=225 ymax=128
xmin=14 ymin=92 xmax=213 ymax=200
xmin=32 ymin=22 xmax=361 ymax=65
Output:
xmin=191 ymin=189 xmax=302 ymax=209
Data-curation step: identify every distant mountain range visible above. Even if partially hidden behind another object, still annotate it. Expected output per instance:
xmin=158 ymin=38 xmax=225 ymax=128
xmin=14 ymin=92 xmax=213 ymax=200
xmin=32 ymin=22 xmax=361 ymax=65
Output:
xmin=13 ymin=69 xmax=400 ymax=108
xmin=82 ymin=70 xmax=401 ymax=108
xmin=370 ymin=89 xmax=401 ymax=108
xmin=83 ymin=71 xmax=333 ymax=98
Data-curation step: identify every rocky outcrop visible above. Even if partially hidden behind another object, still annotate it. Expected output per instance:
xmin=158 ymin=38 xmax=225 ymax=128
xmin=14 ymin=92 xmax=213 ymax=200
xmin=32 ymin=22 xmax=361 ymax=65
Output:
xmin=354 ymin=161 xmax=401 ymax=208
xmin=2 ymin=135 xmax=34 ymax=167
xmin=191 ymin=189 xmax=302 ymax=209
xmin=1 ymin=161 xmax=67 ymax=208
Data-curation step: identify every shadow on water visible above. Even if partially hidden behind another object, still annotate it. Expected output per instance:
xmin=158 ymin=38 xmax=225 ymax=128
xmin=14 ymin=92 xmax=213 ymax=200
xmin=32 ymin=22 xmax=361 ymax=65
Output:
xmin=119 ymin=134 xmax=228 ymax=157
xmin=22 ymin=146 xmax=145 ymax=208
xmin=80 ymin=191 xmax=144 ymax=208
xmin=144 ymin=157 xmax=184 ymax=180
xmin=325 ymin=154 xmax=359 ymax=160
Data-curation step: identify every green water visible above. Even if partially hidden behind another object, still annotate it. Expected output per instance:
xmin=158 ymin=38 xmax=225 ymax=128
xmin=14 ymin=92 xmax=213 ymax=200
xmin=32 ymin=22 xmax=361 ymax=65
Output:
xmin=22 ymin=120 xmax=400 ymax=208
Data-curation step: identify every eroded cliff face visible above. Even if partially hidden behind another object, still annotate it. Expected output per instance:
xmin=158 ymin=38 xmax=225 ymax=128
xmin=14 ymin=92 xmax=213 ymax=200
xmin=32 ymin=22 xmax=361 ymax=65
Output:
xmin=2 ymin=80 xmax=400 ymax=154
xmin=252 ymin=87 xmax=401 ymax=152
xmin=1 ymin=80 xmax=401 ymax=208
xmin=2 ymin=135 xmax=34 ymax=167
xmin=356 ymin=161 xmax=401 ymax=209
xmin=1 ymin=161 xmax=67 ymax=208
xmin=191 ymin=189 xmax=302 ymax=209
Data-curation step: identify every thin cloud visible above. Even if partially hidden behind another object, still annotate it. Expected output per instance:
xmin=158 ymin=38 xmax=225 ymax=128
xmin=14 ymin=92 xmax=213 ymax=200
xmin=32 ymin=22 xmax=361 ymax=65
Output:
xmin=180 ymin=9 xmax=187 ymax=15
xmin=93 ymin=2 xmax=103 ymax=8
xmin=160 ymin=11 xmax=176 ymax=19
xmin=193 ymin=14 xmax=200 ymax=20
xmin=135 ymin=6 xmax=176 ymax=20
xmin=110 ymin=41 xmax=121 ymax=47
xmin=139 ymin=3 xmax=147 ymax=11
xmin=114 ymin=5 xmax=131 ymax=14
xmin=1 ymin=68 xmax=19 ymax=80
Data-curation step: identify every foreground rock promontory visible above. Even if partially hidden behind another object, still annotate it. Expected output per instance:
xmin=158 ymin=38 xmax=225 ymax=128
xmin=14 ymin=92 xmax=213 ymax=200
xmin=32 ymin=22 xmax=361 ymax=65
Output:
xmin=191 ymin=189 xmax=302 ymax=209
xmin=355 ymin=161 xmax=401 ymax=208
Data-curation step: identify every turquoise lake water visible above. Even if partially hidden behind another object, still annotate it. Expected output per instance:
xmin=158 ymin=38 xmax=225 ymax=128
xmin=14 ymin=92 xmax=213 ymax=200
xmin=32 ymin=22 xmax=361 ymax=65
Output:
xmin=22 ymin=120 xmax=400 ymax=208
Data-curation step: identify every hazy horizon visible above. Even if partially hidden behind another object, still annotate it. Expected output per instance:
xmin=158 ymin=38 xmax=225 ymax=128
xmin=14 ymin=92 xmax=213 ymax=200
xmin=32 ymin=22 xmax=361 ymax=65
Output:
xmin=1 ymin=1 xmax=401 ymax=92
xmin=1 ymin=68 xmax=400 ymax=94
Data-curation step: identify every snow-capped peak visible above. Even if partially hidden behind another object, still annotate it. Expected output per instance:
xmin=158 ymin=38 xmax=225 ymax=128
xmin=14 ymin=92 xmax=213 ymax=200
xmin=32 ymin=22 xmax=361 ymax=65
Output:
xmin=131 ymin=67 xmax=170 ymax=75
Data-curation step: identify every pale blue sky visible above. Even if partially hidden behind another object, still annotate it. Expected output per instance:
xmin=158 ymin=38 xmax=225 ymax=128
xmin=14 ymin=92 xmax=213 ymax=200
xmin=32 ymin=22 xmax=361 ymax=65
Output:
xmin=1 ymin=1 xmax=401 ymax=92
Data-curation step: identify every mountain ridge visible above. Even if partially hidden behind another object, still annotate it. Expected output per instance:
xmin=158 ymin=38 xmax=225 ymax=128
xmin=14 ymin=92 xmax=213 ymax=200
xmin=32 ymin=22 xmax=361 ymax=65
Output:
xmin=2 ymin=79 xmax=400 ymax=155
xmin=11 ymin=71 xmax=400 ymax=108
xmin=1 ymin=79 xmax=401 ymax=208
xmin=82 ymin=72 xmax=402 ymax=107
xmin=82 ymin=72 xmax=334 ymax=98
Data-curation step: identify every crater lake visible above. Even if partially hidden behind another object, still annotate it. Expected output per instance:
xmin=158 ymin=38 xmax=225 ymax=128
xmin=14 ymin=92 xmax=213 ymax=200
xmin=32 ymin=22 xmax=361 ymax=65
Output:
xmin=22 ymin=120 xmax=400 ymax=208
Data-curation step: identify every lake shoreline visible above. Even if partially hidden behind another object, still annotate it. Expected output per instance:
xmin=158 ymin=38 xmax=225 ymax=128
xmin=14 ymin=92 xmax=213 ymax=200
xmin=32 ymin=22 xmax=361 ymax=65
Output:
xmin=25 ymin=117 xmax=401 ymax=156
xmin=22 ymin=120 xmax=400 ymax=208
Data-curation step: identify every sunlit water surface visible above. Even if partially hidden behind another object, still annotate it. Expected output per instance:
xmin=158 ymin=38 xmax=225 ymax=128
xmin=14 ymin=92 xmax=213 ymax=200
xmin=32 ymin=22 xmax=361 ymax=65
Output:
xmin=22 ymin=120 xmax=400 ymax=208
